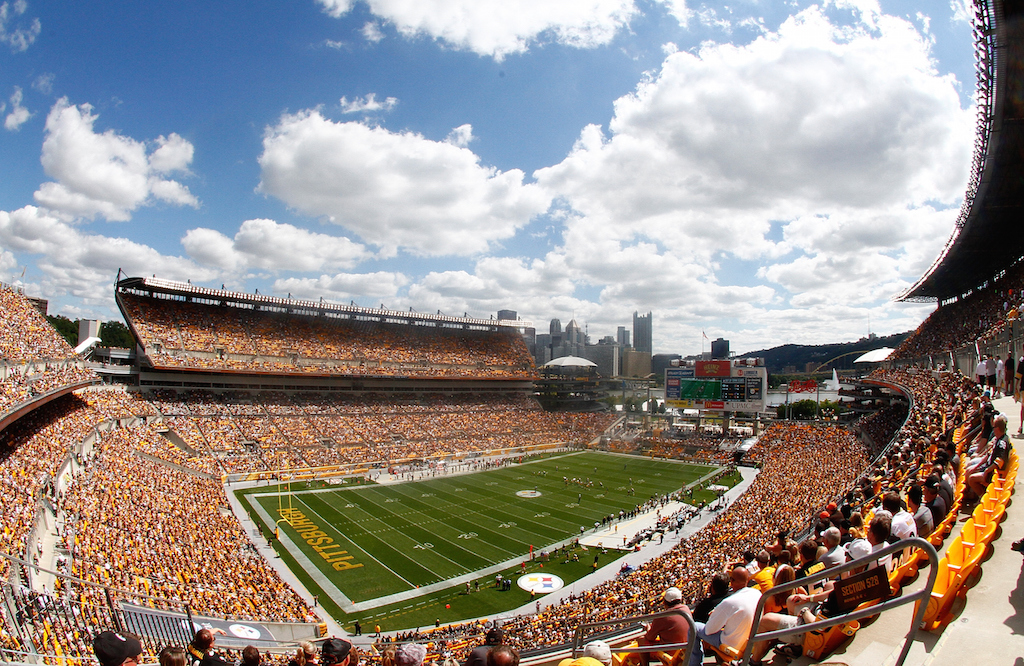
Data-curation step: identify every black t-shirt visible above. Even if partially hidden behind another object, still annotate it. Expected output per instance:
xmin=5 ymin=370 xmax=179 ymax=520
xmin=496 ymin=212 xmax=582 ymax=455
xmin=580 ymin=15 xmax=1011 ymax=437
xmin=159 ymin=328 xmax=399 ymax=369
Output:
xmin=796 ymin=560 xmax=826 ymax=580
xmin=692 ymin=591 xmax=727 ymax=623
xmin=987 ymin=434 xmax=1011 ymax=471
xmin=927 ymin=494 xmax=947 ymax=525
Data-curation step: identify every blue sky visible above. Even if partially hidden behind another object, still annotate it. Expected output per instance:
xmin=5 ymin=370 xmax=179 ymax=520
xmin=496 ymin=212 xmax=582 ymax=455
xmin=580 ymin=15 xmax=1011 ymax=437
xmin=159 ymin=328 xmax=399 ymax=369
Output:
xmin=0 ymin=0 xmax=977 ymax=355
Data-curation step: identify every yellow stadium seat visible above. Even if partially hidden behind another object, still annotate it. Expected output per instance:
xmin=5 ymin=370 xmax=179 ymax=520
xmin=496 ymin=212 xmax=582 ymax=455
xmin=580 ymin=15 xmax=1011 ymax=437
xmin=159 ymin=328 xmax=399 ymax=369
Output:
xmin=973 ymin=494 xmax=1007 ymax=526
xmin=704 ymin=642 xmax=742 ymax=665
xmin=612 ymin=641 xmax=639 ymax=666
xmin=803 ymin=616 xmax=861 ymax=661
xmin=959 ymin=517 xmax=998 ymax=554
xmin=889 ymin=547 xmax=923 ymax=592
xmin=914 ymin=557 xmax=968 ymax=632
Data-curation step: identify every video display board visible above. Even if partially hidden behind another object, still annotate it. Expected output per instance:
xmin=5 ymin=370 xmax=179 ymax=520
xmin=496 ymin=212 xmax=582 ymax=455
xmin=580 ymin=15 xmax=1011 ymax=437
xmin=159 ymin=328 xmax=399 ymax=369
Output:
xmin=665 ymin=364 xmax=767 ymax=412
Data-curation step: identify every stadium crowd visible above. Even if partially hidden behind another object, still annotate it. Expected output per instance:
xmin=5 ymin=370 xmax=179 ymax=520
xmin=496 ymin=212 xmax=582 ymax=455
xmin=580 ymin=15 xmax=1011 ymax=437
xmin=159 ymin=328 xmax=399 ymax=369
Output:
xmin=893 ymin=261 xmax=1024 ymax=358
xmin=120 ymin=293 xmax=535 ymax=379
xmin=0 ymin=283 xmax=99 ymax=418
xmin=135 ymin=390 xmax=615 ymax=475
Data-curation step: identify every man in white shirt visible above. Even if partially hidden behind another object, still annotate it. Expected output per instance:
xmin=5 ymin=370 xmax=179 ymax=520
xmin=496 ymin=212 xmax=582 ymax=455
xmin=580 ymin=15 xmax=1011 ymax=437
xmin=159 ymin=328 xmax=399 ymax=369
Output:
xmin=882 ymin=492 xmax=917 ymax=541
xmin=690 ymin=567 xmax=761 ymax=666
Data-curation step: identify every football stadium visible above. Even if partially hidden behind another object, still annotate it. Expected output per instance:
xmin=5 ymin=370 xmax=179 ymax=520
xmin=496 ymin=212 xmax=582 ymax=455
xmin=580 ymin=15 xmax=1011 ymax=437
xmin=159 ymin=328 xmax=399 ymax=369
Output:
xmin=1 ymin=0 xmax=1023 ymax=665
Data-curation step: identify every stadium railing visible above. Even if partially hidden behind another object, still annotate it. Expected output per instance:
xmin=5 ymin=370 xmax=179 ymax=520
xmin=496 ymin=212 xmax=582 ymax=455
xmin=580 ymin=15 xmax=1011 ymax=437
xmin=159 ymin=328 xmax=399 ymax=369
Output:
xmin=736 ymin=538 xmax=939 ymax=666
xmin=570 ymin=609 xmax=696 ymax=666
xmin=1 ymin=554 xmax=196 ymax=664
xmin=0 ymin=555 xmax=313 ymax=665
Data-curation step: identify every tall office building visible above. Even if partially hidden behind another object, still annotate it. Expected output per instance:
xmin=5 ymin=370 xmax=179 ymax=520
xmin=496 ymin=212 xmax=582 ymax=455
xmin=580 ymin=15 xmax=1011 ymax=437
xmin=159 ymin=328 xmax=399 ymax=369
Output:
xmin=617 ymin=326 xmax=630 ymax=348
xmin=633 ymin=311 xmax=652 ymax=354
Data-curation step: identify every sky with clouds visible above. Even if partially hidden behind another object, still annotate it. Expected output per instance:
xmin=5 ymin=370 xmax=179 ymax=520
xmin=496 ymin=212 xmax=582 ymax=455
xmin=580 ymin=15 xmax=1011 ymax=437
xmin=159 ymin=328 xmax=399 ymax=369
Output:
xmin=0 ymin=0 xmax=978 ymax=355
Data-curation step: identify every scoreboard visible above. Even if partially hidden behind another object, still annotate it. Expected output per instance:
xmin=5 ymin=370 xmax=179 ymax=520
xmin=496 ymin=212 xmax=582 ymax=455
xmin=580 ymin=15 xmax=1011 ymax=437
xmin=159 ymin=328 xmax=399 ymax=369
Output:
xmin=665 ymin=360 xmax=767 ymax=412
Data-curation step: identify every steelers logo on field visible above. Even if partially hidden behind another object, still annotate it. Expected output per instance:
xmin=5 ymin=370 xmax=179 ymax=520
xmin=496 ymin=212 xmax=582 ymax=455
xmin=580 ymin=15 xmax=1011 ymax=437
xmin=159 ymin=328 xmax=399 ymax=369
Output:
xmin=518 ymin=573 xmax=564 ymax=594
xmin=516 ymin=490 xmax=542 ymax=498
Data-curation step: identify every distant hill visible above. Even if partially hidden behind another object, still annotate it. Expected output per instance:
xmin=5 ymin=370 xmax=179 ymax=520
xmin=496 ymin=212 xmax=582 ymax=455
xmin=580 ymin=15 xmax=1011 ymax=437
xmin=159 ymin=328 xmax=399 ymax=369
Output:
xmin=739 ymin=332 xmax=909 ymax=374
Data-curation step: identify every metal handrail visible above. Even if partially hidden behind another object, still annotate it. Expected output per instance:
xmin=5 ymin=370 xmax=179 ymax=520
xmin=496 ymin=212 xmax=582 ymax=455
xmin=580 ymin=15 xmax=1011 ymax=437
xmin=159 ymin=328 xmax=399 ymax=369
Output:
xmin=736 ymin=537 xmax=939 ymax=666
xmin=571 ymin=608 xmax=696 ymax=666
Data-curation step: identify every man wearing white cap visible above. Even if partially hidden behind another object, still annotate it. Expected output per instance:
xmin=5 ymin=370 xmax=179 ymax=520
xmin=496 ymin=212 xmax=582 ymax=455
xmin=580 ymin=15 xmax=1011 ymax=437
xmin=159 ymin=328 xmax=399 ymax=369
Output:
xmin=583 ymin=640 xmax=612 ymax=666
xmin=636 ymin=587 xmax=690 ymax=665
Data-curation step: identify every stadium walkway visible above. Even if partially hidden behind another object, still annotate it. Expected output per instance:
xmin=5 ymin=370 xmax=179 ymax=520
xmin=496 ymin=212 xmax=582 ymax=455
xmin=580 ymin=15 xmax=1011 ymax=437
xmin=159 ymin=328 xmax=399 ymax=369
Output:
xmin=788 ymin=394 xmax=1024 ymax=666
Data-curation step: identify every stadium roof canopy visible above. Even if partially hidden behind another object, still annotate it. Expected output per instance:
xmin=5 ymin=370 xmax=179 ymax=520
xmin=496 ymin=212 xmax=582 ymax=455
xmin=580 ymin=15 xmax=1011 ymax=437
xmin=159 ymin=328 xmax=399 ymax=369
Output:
xmin=543 ymin=355 xmax=597 ymax=367
xmin=115 ymin=274 xmax=531 ymax=331
xmin=853 ymin=347 xmax=895 ymax=363
xmin=900 ymin=0 xmax=1024 ymax=303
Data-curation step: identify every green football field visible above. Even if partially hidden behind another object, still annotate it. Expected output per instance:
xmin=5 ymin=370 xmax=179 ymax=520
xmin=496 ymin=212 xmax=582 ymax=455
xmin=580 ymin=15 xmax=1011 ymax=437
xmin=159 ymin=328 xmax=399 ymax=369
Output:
xmin=238 ymin=451 xmax=728 ymax=625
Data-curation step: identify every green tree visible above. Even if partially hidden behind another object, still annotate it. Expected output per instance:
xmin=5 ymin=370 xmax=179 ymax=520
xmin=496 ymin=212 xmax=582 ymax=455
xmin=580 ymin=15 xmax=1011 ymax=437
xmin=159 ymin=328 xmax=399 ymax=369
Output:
xmin=776 ymin=399 xmax=818 ymax=420
xmin=100 ymin=320 xmax=135 ymax=348
xmin=47 ymin=315 xmax=78 ymax=346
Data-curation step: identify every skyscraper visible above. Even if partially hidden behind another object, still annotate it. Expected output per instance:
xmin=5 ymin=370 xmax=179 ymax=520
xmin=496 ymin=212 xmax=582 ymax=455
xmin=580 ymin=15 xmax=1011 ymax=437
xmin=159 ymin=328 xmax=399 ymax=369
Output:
xmin=617 ymin=326 xmax=630 ymax=348
xmin=633 ymin=311 xmax=652 ymax=353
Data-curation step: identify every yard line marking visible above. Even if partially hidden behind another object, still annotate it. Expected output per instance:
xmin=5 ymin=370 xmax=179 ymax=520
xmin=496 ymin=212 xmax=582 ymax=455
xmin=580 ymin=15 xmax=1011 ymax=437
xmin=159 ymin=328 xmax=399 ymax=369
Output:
xmin=306 ymin=492 xmax=451 ymax=582
xmin=353 ymin=489 xmax=480 ymax=574
xmin=297 ymin=494 xmax=423 ymax=588
xmin=378 ymin=485 xmax=522 ymax=561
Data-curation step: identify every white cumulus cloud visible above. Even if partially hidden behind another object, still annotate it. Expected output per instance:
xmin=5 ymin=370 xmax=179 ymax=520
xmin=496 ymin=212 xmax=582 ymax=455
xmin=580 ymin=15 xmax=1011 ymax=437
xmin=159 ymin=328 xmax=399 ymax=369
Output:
xmin=529 ymin=4 xmax=972 ymax=341
xmin=3 ymin=86 xmax=30 ymax=130
xmin=0 ymin=0 xmax=40 ymax=52
xmin=182 ymin=218 xmax=369 ymax=272
xmin=317 ymin=0 xmax=638 ymax=59
xmin=258 ymin=109 xmax=550 ymax=256
xmin=0 ymin=206 xmax=216 ymax=306
xmin=33 ymin=98 xmax=199 ymax=221
xmin=340 ymin=93 xmax=397 ymax=114
xmin=274 ymin=272 xmax=410 ymax=301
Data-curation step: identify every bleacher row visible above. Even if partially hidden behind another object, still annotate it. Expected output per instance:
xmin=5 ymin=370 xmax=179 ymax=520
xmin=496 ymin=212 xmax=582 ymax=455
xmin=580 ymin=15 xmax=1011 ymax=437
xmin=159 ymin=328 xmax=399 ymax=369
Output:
xmin=119 ymin=293 xmax=535 ymax=379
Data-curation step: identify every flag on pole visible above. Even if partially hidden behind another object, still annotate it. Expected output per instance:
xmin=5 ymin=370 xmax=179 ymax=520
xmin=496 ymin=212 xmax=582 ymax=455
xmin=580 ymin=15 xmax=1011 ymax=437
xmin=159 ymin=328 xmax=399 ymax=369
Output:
xmin=702 ymin=331 xmax=709 ymax=340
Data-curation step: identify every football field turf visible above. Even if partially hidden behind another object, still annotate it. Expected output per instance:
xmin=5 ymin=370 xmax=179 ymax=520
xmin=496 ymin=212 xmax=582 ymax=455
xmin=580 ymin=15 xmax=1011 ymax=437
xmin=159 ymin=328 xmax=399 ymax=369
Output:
xmin=239 ymin=451 xmax=726 ymax=614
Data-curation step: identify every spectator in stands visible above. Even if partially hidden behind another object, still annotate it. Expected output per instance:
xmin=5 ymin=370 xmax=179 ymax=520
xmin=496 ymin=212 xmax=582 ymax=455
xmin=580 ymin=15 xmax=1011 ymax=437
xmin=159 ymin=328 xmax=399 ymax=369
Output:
xmin=907 ymin=485 xmax=933 ymax=538
xmin=967 ymin=413 xmax=1012 ymax=502
xmin=818 ymin=528 xmax=845 ymax=569
xmin=750 ymin=551 xmax=775 ymax=592
xmin=795 ymin=539 xmax=825 ymax=580
xmin=241 ymin=647 xmax=261 ymax=666
xmin=485 ymin=646 xmax=519 ymax=666
xmin=1007 ymin=352 xmax=1016 ymax=397
xmin=396 ymin=644 xmax=427 ymax=666
xmin=883 ymin=492 xmax=917 ymax=541
xmin=923 ymin=477 xmax=948 ymax=527
xmin=188 ymin=629 xmax=227 ymax=666
xmin=160 ymin=647 xmax=187 ymax=666
xmin=321 ymin=639 xmax=353 ymax=666
xmin=748 ymin=579 xmax=836 ymax=665
xmin=693 ymin=573 xmax=731 ymax=622
xmin=691 ymin=567 xmax=761 ymax=666
xmin=289 ymin=642 xmax=317 ymax=666
xmin=583 ymin=640 xmax=612 ymax=666
xmin=867 ymin=516 xmax=894 ymax=574
xmin=93 ymin=632 xmax=142 ymax=666
xmin=466 ymin=628 xmax=503 ymax=666
xmin=637 ymin=586 xmax=690 ymax=664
